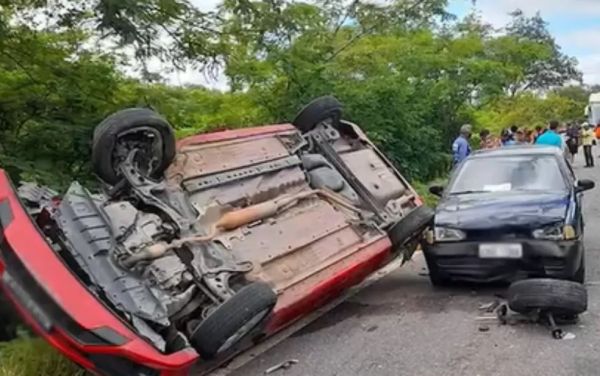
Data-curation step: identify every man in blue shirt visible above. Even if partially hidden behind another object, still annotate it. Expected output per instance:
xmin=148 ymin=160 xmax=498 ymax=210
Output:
xmin=452 ymin=124 xmax=472 ymax=166
xmin=501 ymin=128 xmax=516 ymax=146
xmin=535 ymin=120 xmax=562 ymax=148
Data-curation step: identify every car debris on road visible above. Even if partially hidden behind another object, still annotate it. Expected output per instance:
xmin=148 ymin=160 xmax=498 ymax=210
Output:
xmin=264 ymin=359 xmax=299 ymax=374
xmin=475 ymin=278 xmax=587 ymax=340
xmin=478 ymin=300 xmax=501 ymax=313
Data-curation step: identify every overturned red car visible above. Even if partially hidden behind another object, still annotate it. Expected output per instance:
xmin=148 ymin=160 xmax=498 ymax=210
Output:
xmin=0 ymin=96 xmax=432 ymax=375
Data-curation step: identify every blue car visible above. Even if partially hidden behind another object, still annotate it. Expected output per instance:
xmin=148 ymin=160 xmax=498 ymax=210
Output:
xmin=424 ymin=146 xmax=595 ymax=285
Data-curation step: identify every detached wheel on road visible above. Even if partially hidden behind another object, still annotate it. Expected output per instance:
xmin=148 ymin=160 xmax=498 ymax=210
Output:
xmin=190 ymin=282 xmax=277 ymax=359
xmin=508 ymin=278 xmax=587 ymax=316
xmin=292 ymin=96 xmax=343 ymax=133
xmin=92 ymin=108 xmax=176 ymax=185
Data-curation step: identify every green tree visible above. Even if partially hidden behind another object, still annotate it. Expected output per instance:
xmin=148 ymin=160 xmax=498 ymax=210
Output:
xmin=554 ymin=85 xmax=591 ymax=105
xmin=504 ymin=10 xmax=581 ymax=95
xmin=0 ymin=0 xmax=586 ymax=185
xmin=473 ymin=93 xmax=584 ymax=135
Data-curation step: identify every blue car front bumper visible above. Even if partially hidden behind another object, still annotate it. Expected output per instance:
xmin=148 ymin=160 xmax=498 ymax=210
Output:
xmin=423 ymin=238 xmax=583 ymax=283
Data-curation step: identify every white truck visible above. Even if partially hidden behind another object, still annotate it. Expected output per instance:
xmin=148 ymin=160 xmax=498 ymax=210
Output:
xmin=585 ymin=92 xmax=600 ymax=126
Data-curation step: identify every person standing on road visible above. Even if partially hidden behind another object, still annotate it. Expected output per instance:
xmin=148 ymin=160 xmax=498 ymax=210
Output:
xmin=595 ymin=123 xmax=600 ymax=158
xmin=559 ymin=125 xmax=570 ymax=160
xmin=479 ymin=129 xmax=490 ymax=149
xmin=479 ymin=129 xmax=500 ymax=149
xmin=501 ymin=128 xmax=515 ymax=146
xmin=582 ymin=122 xmax=595 ymax=167
xmin=565 ymin=123 xmax=580 ymax=164
xmin=515 ymin=128 xmax=527 ymax=144
xmin=452 ymin=124 xmax=472 ymax=166
xmin=535 ymin=120 xmax=562 ymax=148
xmin=533 ymin=125 xmax=545 ymax=143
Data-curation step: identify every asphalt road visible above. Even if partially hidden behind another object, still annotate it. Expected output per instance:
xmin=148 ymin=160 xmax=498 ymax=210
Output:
xmin=230 ymin=152 xmax=600 ymax=376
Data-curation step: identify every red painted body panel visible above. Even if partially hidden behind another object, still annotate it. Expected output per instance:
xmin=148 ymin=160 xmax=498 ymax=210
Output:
xmin=0 ymin=123 xmax=412 ymax=375
xmin=266 ymin=237 xmax=392 ymax=332
xmin=177 ymin=124 xmax=296 ymax=148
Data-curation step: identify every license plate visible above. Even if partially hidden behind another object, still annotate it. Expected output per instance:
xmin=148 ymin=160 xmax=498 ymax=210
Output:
xmin=478 ymin=243 xmax=522 ymax=259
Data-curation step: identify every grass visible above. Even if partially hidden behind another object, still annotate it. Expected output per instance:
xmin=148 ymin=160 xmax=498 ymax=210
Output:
xmin=0 ymin=337 xmax=85 ymax=376
xmin=413 ymin=177 xmax=448 ymax=207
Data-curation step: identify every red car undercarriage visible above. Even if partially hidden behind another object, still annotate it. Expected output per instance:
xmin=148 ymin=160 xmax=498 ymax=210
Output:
xmin=0 ymin=97 xmax=431 ymax=375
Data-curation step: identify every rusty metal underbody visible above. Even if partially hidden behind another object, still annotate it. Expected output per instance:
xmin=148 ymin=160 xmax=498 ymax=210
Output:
xmin=165 ymin=125 xmax=414 ymax=300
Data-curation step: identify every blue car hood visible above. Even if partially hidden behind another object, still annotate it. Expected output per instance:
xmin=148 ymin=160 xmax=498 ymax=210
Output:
xmin=435 ymin=192 xmax=570 ymax=230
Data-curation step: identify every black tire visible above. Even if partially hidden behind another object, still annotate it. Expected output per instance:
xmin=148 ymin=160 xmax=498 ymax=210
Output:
xmin=508 ymin=278 xmax=587 ymax=316
xmin=190 ymin=282 xmax=277 ymax=359
xmin=292 ymin=96 xmax=343 ymax=133
xmin=92 ymin=108 xmax=176 ymax=185
xmin=388 ymin=206 xmax=434 ymax=249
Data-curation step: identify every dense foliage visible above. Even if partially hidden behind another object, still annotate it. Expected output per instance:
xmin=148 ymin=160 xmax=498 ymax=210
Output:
xmin=0 ymin=0 xmax=589 ymax=190
xmin=0 ymin=1 xmax=594 ymax=374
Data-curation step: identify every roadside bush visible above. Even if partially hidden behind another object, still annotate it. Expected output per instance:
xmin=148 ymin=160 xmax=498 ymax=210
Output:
xmin=413 ymin=181 xmax=439 ymax=207
xmin=413 ymin=176 xmax=449 ymax=208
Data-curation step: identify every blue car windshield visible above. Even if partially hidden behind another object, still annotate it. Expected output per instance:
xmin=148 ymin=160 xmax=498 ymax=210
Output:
xmin=449 ymin=155 xmax=568 ymax=195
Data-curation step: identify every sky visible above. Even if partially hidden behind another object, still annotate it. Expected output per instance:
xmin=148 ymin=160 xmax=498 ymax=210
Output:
xmin=157 ymin=0 xmax=225 ymax=88
xmin=162 ymin=0 xmax=600 ymax=88
xmin=448 ymin=0 xmax=600 ymax=85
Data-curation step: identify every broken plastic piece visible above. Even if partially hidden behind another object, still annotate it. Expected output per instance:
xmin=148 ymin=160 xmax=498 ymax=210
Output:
xmin=264 ymin=359 xmax=299 ymax=374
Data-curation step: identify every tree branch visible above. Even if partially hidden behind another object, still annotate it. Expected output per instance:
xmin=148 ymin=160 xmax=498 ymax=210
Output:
xmin=325 ymin=0 xmax=429 ymax=63
xmin=324 ymin=23 xmax=377 ymax=63
xmin=0 ymin=50 xmax=41 ymax=85
xmin=333 ymin=0 xmax=360 ymax=36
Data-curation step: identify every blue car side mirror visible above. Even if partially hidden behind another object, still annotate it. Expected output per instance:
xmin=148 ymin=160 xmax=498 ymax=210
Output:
xmin=429 ymin=185 xmax=444 ymax=197
xmin=576 ymin=179 xmax=595 ymax=193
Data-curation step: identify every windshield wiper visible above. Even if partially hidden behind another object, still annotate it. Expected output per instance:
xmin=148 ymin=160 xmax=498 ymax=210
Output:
xmin=449 ymin=190 xmax=490 ymax=195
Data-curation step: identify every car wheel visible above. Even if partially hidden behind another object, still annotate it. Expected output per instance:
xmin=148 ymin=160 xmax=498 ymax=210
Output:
xmin=190 ymin=282 xmax=277 ymax=359
xmin=423 ymin=251 xmax=451 ymax=287
xmin=92 ymin=108 xmax=176 ymax=185
xmin=292 ymin=96 xmax=343 ymax=133
xmin=508 ymin=278 xmax=587 ymax=316
xmin=388 ymin=206 xmax=434 ymax=249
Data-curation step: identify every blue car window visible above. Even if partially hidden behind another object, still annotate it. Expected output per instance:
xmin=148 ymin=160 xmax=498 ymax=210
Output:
xmin=449 ymin=155 xmax=567 ymax=194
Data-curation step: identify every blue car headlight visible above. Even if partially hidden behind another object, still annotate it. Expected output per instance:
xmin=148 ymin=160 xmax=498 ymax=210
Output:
xmin=532 ymin=224 xmax=577 ymax=240
xmin=434 ymin=227 xmax=466 ymax=242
